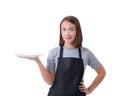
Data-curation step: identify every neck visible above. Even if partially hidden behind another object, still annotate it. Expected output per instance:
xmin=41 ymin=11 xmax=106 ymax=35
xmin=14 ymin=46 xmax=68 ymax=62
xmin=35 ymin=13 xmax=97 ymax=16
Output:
xmin=64 ymin=43 xmax=75 ymax=48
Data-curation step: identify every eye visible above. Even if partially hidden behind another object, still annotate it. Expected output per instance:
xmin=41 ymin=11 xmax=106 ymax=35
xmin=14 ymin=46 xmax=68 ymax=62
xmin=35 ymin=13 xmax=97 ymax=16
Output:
xmin=69 ymin=27 xmax=75 ymax=31
xmin=62 ymin=28 xmax=66 ymax=31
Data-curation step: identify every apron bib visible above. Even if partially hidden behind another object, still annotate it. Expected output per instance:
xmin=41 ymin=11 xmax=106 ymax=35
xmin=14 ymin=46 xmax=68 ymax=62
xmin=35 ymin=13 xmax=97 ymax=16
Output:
xmin=48 ymin=46 xmax=86 ymax=96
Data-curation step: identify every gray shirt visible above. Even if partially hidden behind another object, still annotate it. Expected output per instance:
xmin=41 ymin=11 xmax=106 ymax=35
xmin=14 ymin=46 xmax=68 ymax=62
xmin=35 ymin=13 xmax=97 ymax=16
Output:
xmin=47 ymin=46 xmax=101 ymax=72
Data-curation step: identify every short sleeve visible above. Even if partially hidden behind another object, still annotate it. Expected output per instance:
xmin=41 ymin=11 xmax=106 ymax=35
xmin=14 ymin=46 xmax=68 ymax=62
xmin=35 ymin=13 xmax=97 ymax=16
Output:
xmin=88 ymin=50 xmax=101 ymax=69
xmin=46 ymin=49 xmax=56 ymax=72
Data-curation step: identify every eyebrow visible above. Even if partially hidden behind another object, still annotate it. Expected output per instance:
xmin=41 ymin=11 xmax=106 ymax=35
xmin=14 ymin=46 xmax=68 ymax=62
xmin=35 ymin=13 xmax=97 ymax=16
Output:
xmin=69 ymin=27 xmax=75 ymax=29
xmin=61 ymin=27 xmax=75 ymax=29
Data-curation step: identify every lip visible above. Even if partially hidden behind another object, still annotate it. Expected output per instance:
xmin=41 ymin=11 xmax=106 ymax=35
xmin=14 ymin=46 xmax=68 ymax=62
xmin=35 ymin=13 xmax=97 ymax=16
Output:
xmin=64 ymin=37 xmax=72 ymax=40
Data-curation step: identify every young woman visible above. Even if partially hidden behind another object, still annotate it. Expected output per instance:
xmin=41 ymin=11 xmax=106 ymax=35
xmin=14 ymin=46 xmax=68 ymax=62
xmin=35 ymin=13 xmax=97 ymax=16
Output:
xmin=24 ymin=16 xmax=106 ymax=96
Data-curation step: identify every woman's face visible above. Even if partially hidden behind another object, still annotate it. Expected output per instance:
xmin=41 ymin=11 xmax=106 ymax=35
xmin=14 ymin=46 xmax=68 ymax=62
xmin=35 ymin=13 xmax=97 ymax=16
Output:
xmin=61 ymin=20 xmax=76 ymax=45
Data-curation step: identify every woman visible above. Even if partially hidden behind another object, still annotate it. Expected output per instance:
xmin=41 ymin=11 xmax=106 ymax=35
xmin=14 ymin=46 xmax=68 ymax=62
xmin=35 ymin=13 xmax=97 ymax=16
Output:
xmin=24 ymin=16 xmax=106 ymax=96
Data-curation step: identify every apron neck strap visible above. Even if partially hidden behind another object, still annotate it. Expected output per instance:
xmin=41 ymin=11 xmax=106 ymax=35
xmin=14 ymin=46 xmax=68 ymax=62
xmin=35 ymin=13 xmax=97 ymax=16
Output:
xmin=59 ymin=46 xmax=82 ymax=59
xmin=59 ymin=46 xmax=63 ymax=57
xmin=78 ymin=47 xmax=82 ymax=59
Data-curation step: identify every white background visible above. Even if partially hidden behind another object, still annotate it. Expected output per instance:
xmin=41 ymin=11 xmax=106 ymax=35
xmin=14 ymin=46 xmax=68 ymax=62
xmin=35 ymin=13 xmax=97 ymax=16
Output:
xmin=0 ymin=0 xmax=120 ymax=96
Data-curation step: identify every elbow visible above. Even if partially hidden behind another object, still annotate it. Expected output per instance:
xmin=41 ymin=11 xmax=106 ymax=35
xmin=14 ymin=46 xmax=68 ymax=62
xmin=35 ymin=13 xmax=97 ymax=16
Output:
xmin=101 ymin=65 xmax=106 ymax=78
xmin=44 ymin=72 xmax=55 ymax=85
xmin=96 ymin=64 xmax=106 ymax=79
xmin=46 ymin=81 xmax=54 ymax=85
xmin=99 ymin=66 xmax=106 ymax=80
xmin=47 ymin=72 xmax=55 ymax=85
xmin=102 ymin=68 xmax=106 ymax=78
xmin=45 ymin=77 xmax=55 ymax=85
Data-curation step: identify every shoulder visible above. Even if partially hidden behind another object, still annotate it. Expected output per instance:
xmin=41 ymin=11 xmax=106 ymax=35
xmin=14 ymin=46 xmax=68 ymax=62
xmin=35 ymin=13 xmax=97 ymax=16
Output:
xmin=81 ymin=47 xmax=95 ymax=57
xmin=81 ymin=47 xmax=91 ymax=53
xmin=48 ymin=46 xmax=60 ymax=57
xmin=49 ymin=46 xmax=60 ymax=53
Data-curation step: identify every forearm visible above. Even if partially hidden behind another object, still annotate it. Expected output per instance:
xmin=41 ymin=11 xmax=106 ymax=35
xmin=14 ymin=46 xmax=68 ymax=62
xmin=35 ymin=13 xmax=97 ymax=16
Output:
xmin=88 ymin=71 xmax=106 ymax=93
xmin=35 ymin=58 xmax=55 ymax=85
xmin=88 ymin=65 xmax=106 ymax=93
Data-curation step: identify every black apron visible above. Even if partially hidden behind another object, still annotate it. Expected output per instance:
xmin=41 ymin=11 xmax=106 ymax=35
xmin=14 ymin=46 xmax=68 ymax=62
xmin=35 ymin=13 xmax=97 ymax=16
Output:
xmin=48 ymin=46 xmax=86 ymax=96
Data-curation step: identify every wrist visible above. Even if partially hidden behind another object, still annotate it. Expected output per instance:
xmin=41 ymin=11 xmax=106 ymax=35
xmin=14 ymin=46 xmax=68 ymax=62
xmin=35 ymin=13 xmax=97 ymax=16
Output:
xmin=87 ymin=87 xmax=93 ymax=94
xmin=34 ymin=57 xmax=40 ymax=63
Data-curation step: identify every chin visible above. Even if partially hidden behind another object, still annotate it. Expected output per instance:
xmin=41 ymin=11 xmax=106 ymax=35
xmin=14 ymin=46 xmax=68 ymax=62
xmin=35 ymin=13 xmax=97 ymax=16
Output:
xmin=65 ymin=41 xmax=74 ymax=44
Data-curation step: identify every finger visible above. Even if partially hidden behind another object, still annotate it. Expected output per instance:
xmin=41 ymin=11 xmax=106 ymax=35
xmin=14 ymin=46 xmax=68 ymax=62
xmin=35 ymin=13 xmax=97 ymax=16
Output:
xmin=78 ymin=88 xmax=85 ymax=92
xmin=78 ymin=86 xmax=84 ymax=90
xmin=80 ymin=82 xmax=83 ymax=84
